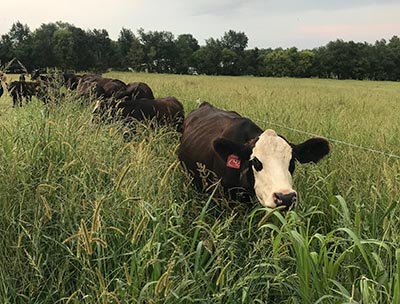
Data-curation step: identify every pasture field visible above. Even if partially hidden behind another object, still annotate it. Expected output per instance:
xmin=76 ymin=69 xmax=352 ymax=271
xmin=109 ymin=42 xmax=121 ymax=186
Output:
xmin=1 ymin=72 xmax=400 ymax=303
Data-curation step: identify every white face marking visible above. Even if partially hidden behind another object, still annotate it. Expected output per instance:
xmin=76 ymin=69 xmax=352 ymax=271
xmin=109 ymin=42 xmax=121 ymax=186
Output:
xmin=251 ymin=129 xmax=295 ymax=208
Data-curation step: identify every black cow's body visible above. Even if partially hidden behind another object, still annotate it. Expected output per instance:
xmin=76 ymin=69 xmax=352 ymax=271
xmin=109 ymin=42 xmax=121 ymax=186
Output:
xmin=178 ymin=102 xmax=261 ymax=196
xmin=62 ymin=73 xmax=80 ymax=90
xmin=178 ymin=102 xmax=330 ymax=207
xmin=97 ymin=78 xmax=127 ymax=98
xmin=77 ymin=74 xmax=104 ymax=98
xmin=8 ymin=81 xmax=39 ymax=107
xmin=115 ymin=82 xmax=155 ymax=100
xmin=77 ymin=75 xmax=126 ymax=99
xmin=93 ymin=96 xmax=185 ymax=133
xmin=30 ymin=69 xmax=45 ymax=81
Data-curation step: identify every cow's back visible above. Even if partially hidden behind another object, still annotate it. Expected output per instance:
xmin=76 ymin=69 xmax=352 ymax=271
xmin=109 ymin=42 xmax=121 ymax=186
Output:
xmin=154 ymin=97 xmax=184 ymax=128
xmin=179 ymin=102 xmax=249 ymax=173
xmin=126 ymin=82 xmax=154 ymax=100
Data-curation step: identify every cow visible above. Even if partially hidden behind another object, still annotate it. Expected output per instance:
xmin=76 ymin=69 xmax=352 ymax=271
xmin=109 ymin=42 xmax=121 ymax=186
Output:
xmin=0 ymin=81 xmax=3 ymax=98
xmin=62 ymin=73 xmax=81 ymax=90
xmin=92 ymin=96 xmax=185 ymax=133
xmin=30 ymin=69 xmax=49 ymax=82
xmin=99 ymin=78 xmax=126 ymax=98
xmin=115 ymin=82 xmax=155 ymax=100
xmin=77 ymin=75 xmax=126 ymax=99
xmin=177 ymin=102 xmax=330 ymax=210
xmin=29 ymin=70 xmax=72 ymax=103
xmin=8 ymin=81 xmax=39 ymax=107
xmin=77 ymin=75 xmax=105 ymax=99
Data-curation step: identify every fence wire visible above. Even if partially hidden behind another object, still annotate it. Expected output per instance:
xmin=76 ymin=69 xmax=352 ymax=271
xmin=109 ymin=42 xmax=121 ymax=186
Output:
xmin=252 ymin=118 xmax=400 ymax=160
xmin=203 ymin=101 xmax=400 ymax=160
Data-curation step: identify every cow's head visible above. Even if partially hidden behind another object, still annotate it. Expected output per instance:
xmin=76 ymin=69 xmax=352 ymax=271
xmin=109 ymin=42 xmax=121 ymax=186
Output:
xmin=30 ymin=69 xmax=40 ymax=80
xmin=213 ymin=129 xmax=330 ymax=209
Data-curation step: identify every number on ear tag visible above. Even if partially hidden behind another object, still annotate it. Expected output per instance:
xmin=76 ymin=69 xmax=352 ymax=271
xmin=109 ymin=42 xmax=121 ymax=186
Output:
xmin=226 ymin=154 xmax=241 ymax=169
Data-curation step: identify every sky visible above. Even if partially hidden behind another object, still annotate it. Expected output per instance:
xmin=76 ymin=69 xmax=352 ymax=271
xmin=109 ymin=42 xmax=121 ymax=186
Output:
xmin=1 ymin=0 xmax=400 ymax=49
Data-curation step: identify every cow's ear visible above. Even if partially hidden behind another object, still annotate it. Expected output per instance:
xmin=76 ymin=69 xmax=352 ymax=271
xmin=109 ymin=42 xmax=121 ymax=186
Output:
xmin=213 ymin=138 xmax=252 ymax=161
xmin=292 ymin=138 xmax=330 ymax=163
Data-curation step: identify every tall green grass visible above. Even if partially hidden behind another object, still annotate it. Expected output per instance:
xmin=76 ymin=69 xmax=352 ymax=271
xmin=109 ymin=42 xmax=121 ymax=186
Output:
xmin=0 ymin=73 xmax=399 ymax=303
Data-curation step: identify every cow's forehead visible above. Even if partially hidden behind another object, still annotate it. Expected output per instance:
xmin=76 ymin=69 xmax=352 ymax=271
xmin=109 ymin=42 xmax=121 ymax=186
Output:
xmin=252 ymin=129 xmax=292 ymax=158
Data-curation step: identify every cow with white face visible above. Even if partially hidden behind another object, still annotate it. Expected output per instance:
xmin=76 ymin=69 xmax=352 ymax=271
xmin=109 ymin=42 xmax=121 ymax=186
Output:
xmin=178 ymin=102 xmax=330 ymax=209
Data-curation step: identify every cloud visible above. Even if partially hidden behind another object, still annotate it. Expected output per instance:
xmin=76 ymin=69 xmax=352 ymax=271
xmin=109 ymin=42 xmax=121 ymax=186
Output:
xmin=179 ymin=0 xmax=249 ymax=16
xmin=183 ymin=0 xmax=400 ymax=16
xmin=0 ymin=0 xmax=399 ymax=49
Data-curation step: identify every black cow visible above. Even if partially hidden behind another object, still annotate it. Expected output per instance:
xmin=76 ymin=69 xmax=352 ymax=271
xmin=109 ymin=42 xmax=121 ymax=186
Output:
xmin=62 ymin=73 xmax=80 ymax=90
xmin=93 ymin=96 xmax=185 ymax=133
xmin=115 ymin=82 xmax=155 ymax=100
xmin=77 ymin=75 xmax=105 ymax=99
xmin=8 ymin=81 xmax=39 ymax=107
xmin=178 ymin=102 xmax=330 ymax=209
xmin=30 ymin=69 xmax=50 ymax=82
xmin=99 ymin=78 xmax=127 ymax=98
xmin=77 ymin=75 xmax=126 ymax=99
xmin=0 ymin=81 xmax=3 ymax=98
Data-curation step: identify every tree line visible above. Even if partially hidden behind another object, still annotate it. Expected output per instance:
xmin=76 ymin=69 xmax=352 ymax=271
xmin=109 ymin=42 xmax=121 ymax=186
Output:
xmin=1 ymin=21 xmax=399 ymax=81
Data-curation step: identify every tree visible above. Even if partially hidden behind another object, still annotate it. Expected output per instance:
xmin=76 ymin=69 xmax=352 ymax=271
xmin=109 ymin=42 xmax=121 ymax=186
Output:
xmin=117 ymin=28 xmax=135 ymax=68
xmin=7 ymin=22 xmax=32 ymax=69
xmin=0 ymin=34 xmax=14 ymax=64
xmin=241 ymin=48 xmax=266 ymax=76
xmin=31 ymin=23 xmax=59 ymax=68
xmin=388 ymin=36 xmax=400 ymax=80
xmin=220 ymin=30 xmax=249 ymax=75
xmin=220 ymin=48 xmax=238 ymax=75
xmin=137 ymin=29 xmax=178 ymax=73
xmin=2 ymin=20 xmax=400 ymax=80
xmin=264 ymin=48 xmax=296 ymax=77
xmin=127 ymin=37 xmax=145 ymax=71
xmin=175 ymin=34 xmax=199 ymax=74
xmin=53 ymin=28 xmax=75 ymax=69
xmin=86 ymin=29 xmax=116 ymax=72
xmin=220 ymin=30 xmax=248 ymax=53
xmin=294 ymin=50 xmax=315 ymax=78
xmin=8 ymin=22 xmax=31 ymax=48
xmin=193 ymin=38 xmax=223 ymax=75
xmin=68 ymin=25 xmax=93 ymax=71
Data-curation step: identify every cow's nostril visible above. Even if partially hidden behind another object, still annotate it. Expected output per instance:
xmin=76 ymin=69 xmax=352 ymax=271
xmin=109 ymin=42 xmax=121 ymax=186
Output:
xmin=273 ymin=192 xmax=297 ymax=208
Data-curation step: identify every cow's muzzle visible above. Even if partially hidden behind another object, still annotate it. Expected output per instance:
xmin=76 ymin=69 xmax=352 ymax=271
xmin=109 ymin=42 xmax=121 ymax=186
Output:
xmin=273 ymin=191 xmax=297 ymax=209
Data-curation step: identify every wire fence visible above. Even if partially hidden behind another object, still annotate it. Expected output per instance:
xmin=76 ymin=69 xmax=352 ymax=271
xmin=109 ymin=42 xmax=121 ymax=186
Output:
xmin=252 ymin=117 xmax=400 ymax=160
xmin=203 ymin=101 xmax=400 ymax=161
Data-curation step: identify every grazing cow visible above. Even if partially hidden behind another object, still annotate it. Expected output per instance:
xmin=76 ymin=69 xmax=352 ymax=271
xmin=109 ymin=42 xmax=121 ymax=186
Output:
xmin=115 ymin=82 xmax=155 ymax=100
xmin=8 ymin=81 xmax=39 ymax=107
xmin=77 ymin=81 xmax=104 ymax=99
xmin=30 ymin=69 xmax=50 ymax=82
xmin=93 ymin=96 xmax=185 ymax=132
xmin=29 ymin=71 xmax=66 ymax=104
xmin=178 ymin=102 xmax=330 ymax=209
xmin=0 ymin=81 xmax=3 ymax=98
xmin=62 ymin=73 xmax=80 ymax=90
xmin=77 ymin=75 xmax=126 ymax=99
xmin=98 ymin=78 xmax=126 ymax=98
xmin=31 ymin=69 xmax=81 ymax=91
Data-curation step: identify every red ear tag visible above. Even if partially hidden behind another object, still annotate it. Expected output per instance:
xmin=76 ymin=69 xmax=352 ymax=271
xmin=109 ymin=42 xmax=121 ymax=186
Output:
xmin=226 ymin=154 xmax=241 ymax=169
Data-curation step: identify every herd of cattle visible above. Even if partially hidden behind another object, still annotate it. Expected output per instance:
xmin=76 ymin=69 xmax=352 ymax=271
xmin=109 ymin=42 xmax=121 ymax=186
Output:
xmin=0 ymin=71 xmax=330 ymax=210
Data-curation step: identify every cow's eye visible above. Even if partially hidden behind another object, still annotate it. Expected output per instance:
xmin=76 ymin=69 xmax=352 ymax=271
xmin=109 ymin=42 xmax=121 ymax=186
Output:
xmin=251 ymin=157 xmax=263 ymax=172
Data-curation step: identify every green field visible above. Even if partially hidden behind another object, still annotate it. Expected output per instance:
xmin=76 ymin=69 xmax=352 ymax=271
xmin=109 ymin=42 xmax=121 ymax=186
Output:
xmin=1 ymin=72 xmax=400 ymax=303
